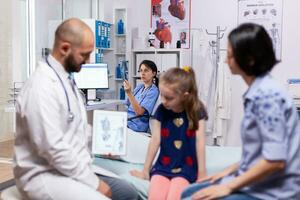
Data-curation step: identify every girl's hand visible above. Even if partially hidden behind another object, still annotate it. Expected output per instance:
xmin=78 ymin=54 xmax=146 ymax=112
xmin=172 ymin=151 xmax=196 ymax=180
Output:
xmin=191 ymin=184 xmax=232 ymax=200
xmin=130 ymin=169 xmax=150 ymax=180
xmin=123 ymin=80 xmax=131 ymax=93
xmin=196 ymin=173 xmax=207 ymax=183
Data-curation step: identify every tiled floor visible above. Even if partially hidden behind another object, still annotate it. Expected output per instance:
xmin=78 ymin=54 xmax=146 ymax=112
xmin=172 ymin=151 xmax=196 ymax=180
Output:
xmin=0 ymin=139 xmax=14 ymax=191
xmin=0 ymin=163 xmax=13 ymax=185
xmin=0 ymin=139 xmax=14 ymax=158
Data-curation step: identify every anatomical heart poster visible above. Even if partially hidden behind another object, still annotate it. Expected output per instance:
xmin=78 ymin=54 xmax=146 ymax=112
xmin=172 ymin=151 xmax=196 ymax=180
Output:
xmin=151 ymin=0 xmax=191 ymax=49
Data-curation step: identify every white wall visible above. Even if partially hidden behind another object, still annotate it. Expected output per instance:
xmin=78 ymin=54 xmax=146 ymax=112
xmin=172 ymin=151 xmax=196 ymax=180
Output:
xmin=35 ymin=0 xmax=62 ymax=60
xmin=272 ymin=1 xmax=300 ymax=82
xmin=34 ymin=0 xmax=300 ymax=146
xmin=121 ymin=0 xmax=300 ymax=146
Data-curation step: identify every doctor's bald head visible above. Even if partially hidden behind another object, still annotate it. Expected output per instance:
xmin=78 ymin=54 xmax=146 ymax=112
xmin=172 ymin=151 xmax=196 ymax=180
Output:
xmin=54 ymin=18 xmax=93 ymax=47
xmin=52 ymin=18 xmax=94 ymax=73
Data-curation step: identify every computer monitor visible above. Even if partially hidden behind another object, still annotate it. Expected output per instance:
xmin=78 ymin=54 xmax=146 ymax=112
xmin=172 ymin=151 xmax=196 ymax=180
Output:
xmin=73 ymin=63 xmax=109 ymax=89
xmin=73 ymin=63 xmax=109 ymax=101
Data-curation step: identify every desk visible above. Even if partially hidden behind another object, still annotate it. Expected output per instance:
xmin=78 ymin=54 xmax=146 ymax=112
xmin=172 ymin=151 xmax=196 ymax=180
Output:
xmin=4 ymin=99 xmax=124 ymax=112
xmin=86 ymin=99 xmax=124 ymax=111
xmin=0 ymin=163 xmax=14 ymax=191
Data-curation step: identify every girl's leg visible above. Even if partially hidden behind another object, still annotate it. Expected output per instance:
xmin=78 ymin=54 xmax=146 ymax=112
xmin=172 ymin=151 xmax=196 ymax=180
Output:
xmin=148 ymin=174 xmax=170 ymax=200
xmin=167 ymin=177 xmax=190 ymax=200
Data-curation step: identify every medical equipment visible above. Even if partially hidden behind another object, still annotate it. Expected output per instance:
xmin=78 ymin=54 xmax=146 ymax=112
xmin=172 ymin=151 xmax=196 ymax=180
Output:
xmin=46 ymin=58 xmax=74 ymax=123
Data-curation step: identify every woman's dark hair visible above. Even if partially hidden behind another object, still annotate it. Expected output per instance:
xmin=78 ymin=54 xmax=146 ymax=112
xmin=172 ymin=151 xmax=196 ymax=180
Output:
xmin=139 ymin=60 xmax=159 ymax=87
xmin=228 ymin=23 xmax=278 ymax=76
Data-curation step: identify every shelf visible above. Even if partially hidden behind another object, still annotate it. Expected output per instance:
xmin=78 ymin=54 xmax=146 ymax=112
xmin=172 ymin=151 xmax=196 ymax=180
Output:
xmin=98 ymin=48 xmax=114 ymax=51
xmin=115 ymin=34 xmax=126 ymax=37
xmin=132 ymin=48 xmax=185 ymax=53
xmin=114 ymin=8 xmax=128 ymax=100
xmin=115 ymin=52 xmax=126 ymax=55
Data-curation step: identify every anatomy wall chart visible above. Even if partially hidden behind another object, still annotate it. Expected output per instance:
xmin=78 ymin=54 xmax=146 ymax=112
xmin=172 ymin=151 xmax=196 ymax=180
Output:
xmin=151 ymin=0 xmax=191 ymax=49
xmin=238 ymin=0 xmax=283 ymax=60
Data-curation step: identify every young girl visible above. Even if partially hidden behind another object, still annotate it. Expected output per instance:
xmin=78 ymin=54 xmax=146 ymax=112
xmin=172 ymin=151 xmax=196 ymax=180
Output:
xmin=130 ymin=67 xmax=208 ymax=200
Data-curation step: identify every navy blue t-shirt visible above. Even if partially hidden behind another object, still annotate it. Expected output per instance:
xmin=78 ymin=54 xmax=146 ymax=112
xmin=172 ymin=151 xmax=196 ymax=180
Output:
xmin=150 ymin=104 xmax=207 ymax=183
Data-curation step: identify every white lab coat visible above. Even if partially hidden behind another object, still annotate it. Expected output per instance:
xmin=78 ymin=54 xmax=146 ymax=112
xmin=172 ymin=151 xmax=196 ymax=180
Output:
xmin=212 ymin=55 xmax=232 ymax=145
xmin=193 ymin=35 xmax=231 ymax=145
xmin=14 ymin=55 xmax=108 ymax=200
xmin=195 ymin=42 xmax=217 ymax=137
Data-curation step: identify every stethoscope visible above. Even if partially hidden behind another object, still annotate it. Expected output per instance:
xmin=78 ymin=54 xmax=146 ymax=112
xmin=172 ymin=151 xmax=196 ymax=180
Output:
xmin=46 ymin=58 xmax=75 ymax=123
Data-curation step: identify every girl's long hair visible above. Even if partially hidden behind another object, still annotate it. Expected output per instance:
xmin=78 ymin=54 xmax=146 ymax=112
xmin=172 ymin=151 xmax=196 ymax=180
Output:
xmin=160 ymin=67 xmax=208 ymax=130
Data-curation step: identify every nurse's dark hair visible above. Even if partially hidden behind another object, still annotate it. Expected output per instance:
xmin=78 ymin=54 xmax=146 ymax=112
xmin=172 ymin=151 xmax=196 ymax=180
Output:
xmin=228 ymin=23 xmax=278 ymax=76
xmin=159 ymin=67 xmax=208 ymax=130
xmin=139 ymin=60 xmax=159 ymax=87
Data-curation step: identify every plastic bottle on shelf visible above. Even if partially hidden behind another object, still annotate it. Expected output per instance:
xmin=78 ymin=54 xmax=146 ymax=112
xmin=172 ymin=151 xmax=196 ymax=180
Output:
xmin=120 ymin=86 xmax=125 ymax=100
xmin=148 ymin=32 xmax=155 ymax=47
xmin=120 ymin=65 xmax=124 ymax=79
xmin=176 ymin=40 xmax=181 ymax=48
xmin=117 ymin=19 xmax=124 ymax=34
xmin=159 ymin=41 xmax=164 ymax=48
xmin=115 ymin=63 xmax=121 ymax=79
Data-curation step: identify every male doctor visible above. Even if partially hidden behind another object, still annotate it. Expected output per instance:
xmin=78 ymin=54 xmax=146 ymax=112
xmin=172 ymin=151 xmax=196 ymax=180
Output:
xmin=14 ymin=18 xmax=138 ymax=200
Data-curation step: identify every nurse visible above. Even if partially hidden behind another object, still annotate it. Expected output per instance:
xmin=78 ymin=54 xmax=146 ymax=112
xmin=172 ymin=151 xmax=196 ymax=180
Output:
xmin=124 ymin=60 xmax=159 ymax=133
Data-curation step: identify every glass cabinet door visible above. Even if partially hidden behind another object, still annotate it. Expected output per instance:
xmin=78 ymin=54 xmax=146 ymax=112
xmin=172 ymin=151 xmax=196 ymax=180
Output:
xmin=0 ymin=0 xmax=28 ymax=142
xmin=0 ymin=0 xmax=96 ymax=142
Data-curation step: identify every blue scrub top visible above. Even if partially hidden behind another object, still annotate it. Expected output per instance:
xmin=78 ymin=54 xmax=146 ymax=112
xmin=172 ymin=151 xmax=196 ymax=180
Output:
xmin=127 ymin=83 xmax=159 ymax=132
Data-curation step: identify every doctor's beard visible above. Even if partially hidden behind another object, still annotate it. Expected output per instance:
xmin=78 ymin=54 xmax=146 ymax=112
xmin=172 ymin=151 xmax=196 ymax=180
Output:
xmin=64 ymin=53 xmax=85 ymax=73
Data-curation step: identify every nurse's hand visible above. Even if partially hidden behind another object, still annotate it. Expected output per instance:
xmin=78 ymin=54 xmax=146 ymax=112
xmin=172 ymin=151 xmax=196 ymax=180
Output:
xmin=130 ymin=169 xmax=150 ymax=180
xmin=123 ymin=80 xmax=131 ymax=93
xmin=97 ymin=180 xmax=112 ymax=198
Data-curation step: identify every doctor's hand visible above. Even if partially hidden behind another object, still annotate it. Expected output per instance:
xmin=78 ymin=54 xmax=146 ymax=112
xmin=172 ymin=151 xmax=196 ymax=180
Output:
xmin=130 ymin=169 xmax=150 ymax=180
xmin=123 ymin=80 xmax=132 ymax=93
xmin=97 ymin=180 xmax=112 ymax=198
xmin=191 ymin=184 xmax=232 ymax=200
